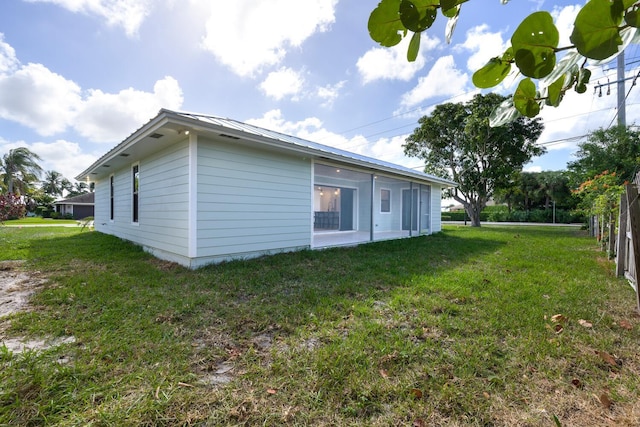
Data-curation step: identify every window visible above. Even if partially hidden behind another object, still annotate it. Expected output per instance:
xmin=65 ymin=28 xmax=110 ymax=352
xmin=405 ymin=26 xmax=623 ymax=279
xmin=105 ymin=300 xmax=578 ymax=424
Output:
xmin=380 ymin=189 xmax=390 ymax=213
xmin=132 ymin=164 xmax=139 ymax=223
xmin=109 ymin=175 xmax=114 ymax=220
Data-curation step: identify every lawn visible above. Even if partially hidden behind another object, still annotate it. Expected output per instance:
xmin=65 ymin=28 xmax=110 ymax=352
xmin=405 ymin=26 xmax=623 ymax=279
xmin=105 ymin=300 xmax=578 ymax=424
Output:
xmin=3 ymin=217 xmax=78 ymax=225
xmin=0 ymin=225 xmax=638 ymax=426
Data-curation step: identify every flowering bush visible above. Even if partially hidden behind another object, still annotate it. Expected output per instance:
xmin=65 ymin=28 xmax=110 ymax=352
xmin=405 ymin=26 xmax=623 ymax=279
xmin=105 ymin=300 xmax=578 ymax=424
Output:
xmin=573 ymin=171 xmax=625 ymax=217
xmin=0 ymin=193 xmax=26 ymax=222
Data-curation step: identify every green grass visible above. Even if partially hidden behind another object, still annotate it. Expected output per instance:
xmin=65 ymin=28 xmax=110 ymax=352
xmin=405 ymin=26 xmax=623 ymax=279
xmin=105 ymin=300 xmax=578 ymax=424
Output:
xmin=0 ymin=225 xmax=638 ymax=426
xmin=2 ymin=217 xmax=78 ymax=225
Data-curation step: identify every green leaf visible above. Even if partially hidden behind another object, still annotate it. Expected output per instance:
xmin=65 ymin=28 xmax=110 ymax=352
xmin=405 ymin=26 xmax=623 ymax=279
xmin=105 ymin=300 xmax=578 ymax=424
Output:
xmin=513 ymin=78 xmax=540 ymax=117
xmin=625 ymin=9 xmax=640 ymax=28
xmin=545 ymin=75 xmax=565 ymax=107
xmin=441 ymin=0 xmax=468 ymax=10
xmin=570 ymin=0 xmax=625 ymax=60
xmin=473 ymin=56 xmax=512 ymax=88
xmin=408 ymin=31 xmax=421 ymax=61
xmin=368 ymin=0 xmax=406 ymax=47
xmin=511 ymin=11 xmax=559 ymax=78
xmin=399 ymin=0 xmax=437 ymax=33
xmin=489 ymin=98 xmax=521 ymax=127
xmin=442 ymin=1 xmax=465 ymax=18
xmin=575 ymin=68 xmax=591 ymax=94
xmin=540 ymin=50 xmax=582 ymax=88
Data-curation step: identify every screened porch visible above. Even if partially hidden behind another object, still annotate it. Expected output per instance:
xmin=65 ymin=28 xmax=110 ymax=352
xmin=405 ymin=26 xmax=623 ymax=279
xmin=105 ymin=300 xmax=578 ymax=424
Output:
xmin=312 ymin=163 xmax=432 ymax=248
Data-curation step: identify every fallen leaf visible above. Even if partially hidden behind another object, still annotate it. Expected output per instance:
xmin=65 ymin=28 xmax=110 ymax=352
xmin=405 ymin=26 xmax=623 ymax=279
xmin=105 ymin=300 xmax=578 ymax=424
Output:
xmin=551 ymin=314 xmax=567 ymax=323
xmin=266 ymin=388 xmax=278 ymax=394
xmin=618 ymin=320 xmax=633 ymax=330
xmin=379 ymin=369 xmax=389 ymax=379
xmin=410 ymin=388 xmax=423 ymax=399
xmin=483 ymin=391 xmax=491 ymax=399
xmin=596 ymin=351 xmax=618 ymax=367
xmin=578 ymin=319 xmax=593 ymax=328
xmin=554 ymin=324 xmax=564 ymax=334
xmin=599 ymin=392 xmax=613 ymax=409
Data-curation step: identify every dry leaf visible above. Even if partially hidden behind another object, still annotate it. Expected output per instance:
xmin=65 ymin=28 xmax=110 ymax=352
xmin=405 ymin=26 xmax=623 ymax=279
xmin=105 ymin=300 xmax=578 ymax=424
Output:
xmin=266 ymin=388 xmax=278 ymax=394
xmin=483 ymin=391 xmax=491 ymax=399
xmin=554 ymin=324 xmax=564 ymax=334
xmin=596 ymin=351 xmax=618 ymax=367
xmin=578 ymin=319 xmax=593 ymax=328
xmin=619 ymin=320 xmax=633 ymax=330
xmin=599 ymin=392 xmax=613 ymax=409
xmin=551 ymin=314 xmax=567 ymax=323
xmin=410 ymin=388 xmax=423 ymax=399
xmin=379 ymin=369 xmax=389 ymax=379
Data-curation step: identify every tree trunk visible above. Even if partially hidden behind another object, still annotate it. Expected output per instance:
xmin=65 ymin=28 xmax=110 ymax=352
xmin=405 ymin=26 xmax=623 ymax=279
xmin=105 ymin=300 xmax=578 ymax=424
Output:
xmin=465 ymin=204 xmax=482 ymax=227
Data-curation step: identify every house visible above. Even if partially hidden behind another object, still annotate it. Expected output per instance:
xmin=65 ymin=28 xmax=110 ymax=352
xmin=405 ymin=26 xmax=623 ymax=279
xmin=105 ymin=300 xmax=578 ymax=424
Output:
xmin=54 ymin=192 xmax=95 ymax=220
xmin=76 ymin=109 xmax=457 ymax=268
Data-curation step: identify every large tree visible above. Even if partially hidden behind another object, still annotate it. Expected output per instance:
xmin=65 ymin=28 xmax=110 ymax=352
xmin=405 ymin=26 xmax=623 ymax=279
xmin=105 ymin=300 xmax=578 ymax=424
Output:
xmin=567 ymin=125 xmax=640 ymax=186
xmin=404 ymin=93 xmax=545 ymax=226
xmin=368 ymin=0 xmax=640 ymax=125
xmin=0 ymin=147 xmax=43 ymax=195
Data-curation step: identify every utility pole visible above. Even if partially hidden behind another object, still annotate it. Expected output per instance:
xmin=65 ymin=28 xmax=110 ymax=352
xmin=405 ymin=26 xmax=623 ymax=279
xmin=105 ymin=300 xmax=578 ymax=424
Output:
xmin=617 ymin=50 xmax=626 ymax=127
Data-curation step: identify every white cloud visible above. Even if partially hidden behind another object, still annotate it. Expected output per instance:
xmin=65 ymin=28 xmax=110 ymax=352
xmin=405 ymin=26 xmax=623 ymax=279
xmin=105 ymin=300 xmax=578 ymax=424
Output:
xmin=0 ymin=36 xmax=184 ymax=143
xmin=26 ymin=0 xmax=153 ymax=36
xmin=259 ymin=67 xmax=304 ymax=101
xmin=455 ymin=24 xmax=508 ymax=73
xmin=74 ymin=76 xmax=183 ymax=143
xmin=356 ymin=33 xmax=439 ymax=84
xmin=551 ymin=4 xmax=581 ymax=48
xmin=200 ymin=0 xmax=337 ymax=77
xmin=0 ymin=63 xmax=81 ymax=135
xmin=246 ymin=109 xmax=415 ymax=168
xmin=316 ymin=80 xmax=345 ymax=108
xmin=524 ymin=165 xmax=542 ymax=173
xmin=400 ymin=55 xmax=470 ymax=107
xmin=0 ymin=138 xmax=97 ymax=183
xmin=0 ymin=33 xmax=18 ymax=75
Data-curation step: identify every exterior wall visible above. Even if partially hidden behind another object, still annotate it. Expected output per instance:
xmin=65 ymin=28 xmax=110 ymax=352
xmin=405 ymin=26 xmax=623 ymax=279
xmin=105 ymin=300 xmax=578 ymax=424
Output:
xmin=193 ymin=137 xmax=312 ymax=265
xmin=431 ymin=185 xmax=443 ymax=232
xmin=94 ymin=139 xmax=191 ymax=263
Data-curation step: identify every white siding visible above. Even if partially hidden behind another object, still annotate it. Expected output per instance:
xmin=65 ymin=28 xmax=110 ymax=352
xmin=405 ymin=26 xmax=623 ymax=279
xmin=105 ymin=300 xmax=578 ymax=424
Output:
xmin=431 ymin=185 xmax=443 ymax=232
xmin=195 ymin=137 xmax=312 ymax=263
xmin=94 ymin=140 xmax=191 ymax=261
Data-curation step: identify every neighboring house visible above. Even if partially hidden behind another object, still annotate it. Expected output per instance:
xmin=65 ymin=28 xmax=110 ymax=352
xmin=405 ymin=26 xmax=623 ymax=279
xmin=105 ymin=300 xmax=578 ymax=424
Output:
xmin=76 ymin=109 xmax=457 ymax=268
xmin=54 ymin=192 xmax=95 ymax=220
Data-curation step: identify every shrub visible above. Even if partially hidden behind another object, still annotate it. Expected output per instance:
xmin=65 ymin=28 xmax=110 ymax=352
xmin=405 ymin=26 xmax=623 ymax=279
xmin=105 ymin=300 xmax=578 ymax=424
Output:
xmin=0 ymin=193 xmax=26 ymax=222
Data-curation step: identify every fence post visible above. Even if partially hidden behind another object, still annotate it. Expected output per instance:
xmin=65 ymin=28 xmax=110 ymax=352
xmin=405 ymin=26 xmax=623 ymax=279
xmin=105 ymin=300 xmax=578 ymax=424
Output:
xmin=625 ymin=184 xmax=640 ymax=312
xmin=608 ymin=211 xmax=616 ymax=258
xmin=616 ymin=193 xmax=628 ymax=277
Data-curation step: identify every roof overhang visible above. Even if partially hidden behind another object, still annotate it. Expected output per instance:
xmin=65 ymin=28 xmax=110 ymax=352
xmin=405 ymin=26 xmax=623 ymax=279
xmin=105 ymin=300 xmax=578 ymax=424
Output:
xmin=76 ymin=109 xmax=458 ymax=188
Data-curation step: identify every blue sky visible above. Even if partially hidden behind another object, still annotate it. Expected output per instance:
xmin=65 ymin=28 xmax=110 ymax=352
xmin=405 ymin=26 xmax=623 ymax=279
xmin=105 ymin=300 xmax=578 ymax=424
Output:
xmin=1 ymin=0 xmax=639 ymax=185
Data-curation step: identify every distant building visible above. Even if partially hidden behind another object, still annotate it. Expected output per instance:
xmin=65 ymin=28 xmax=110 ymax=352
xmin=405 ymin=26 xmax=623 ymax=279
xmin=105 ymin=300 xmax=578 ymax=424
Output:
xmin=54 ymin=193 xmax=95 ymax=219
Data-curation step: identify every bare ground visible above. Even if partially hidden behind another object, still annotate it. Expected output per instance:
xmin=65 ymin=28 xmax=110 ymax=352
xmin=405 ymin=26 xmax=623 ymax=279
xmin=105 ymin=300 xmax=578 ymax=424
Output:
xmin=0 ymin=260 xmax=75 ymax=353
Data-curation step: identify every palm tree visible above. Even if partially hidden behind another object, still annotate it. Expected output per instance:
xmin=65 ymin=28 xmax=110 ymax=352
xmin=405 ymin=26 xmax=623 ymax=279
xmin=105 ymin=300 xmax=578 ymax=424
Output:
xmin=1 ymin=147 xmax=43 ymax=195
xmin=41 ymin=170 xmax=70 ymax=197
xmin=67 ymin=181 xmax=89 ymax=197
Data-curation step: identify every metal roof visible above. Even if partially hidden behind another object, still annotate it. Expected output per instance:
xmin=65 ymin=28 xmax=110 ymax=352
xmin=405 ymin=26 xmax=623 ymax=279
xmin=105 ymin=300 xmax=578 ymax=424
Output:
xmin=76 ymin=109 xmax=457 ymax=187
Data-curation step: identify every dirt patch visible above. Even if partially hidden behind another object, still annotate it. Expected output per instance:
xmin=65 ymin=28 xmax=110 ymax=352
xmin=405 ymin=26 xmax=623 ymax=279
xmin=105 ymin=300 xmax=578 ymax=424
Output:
xmin=0 ymin=260 xmax=75 ymax=355
xmin=0 ymin=260 xmax=44 ymax=318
